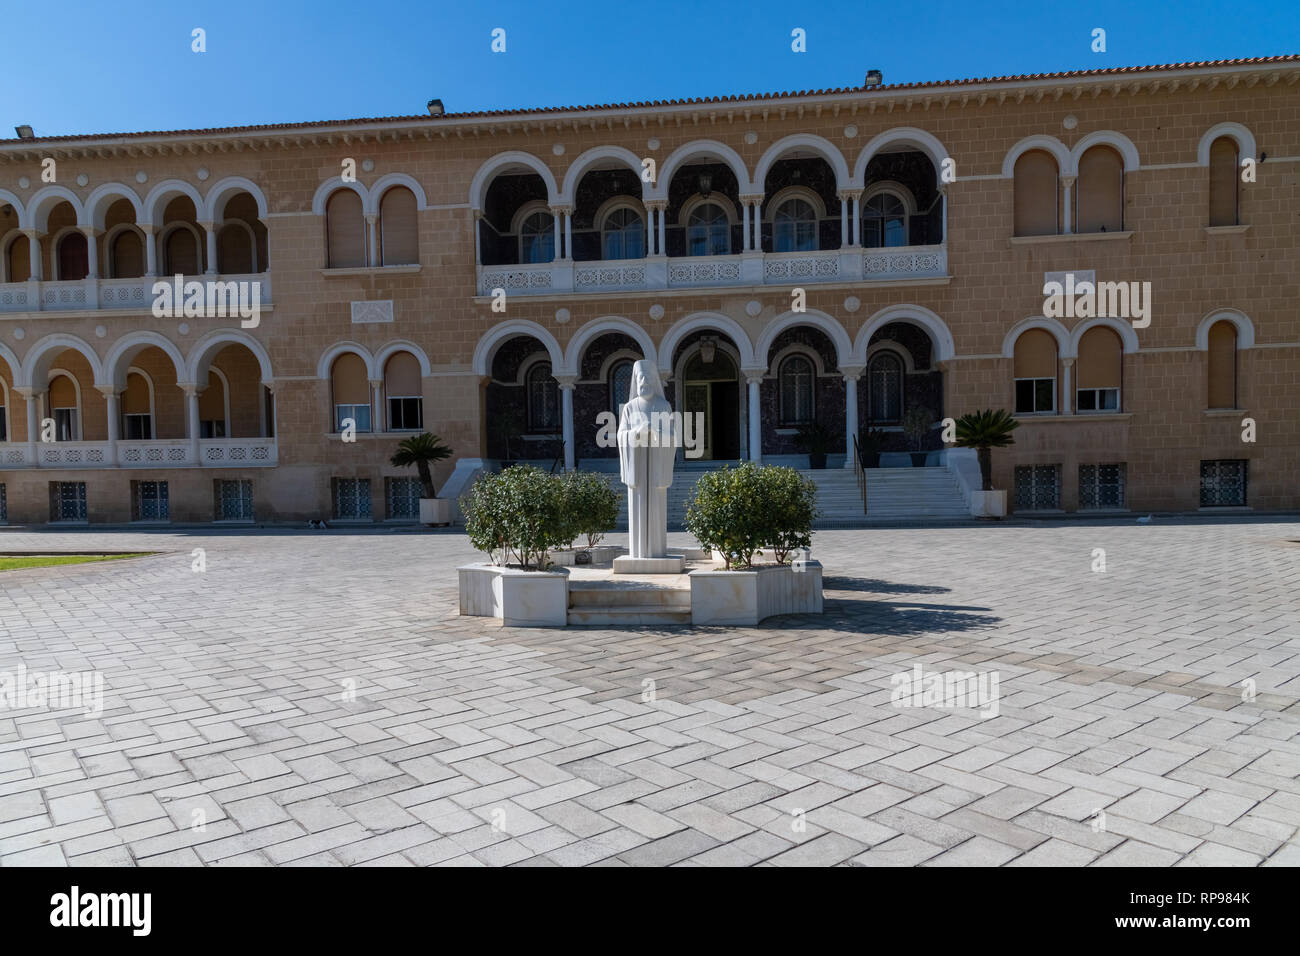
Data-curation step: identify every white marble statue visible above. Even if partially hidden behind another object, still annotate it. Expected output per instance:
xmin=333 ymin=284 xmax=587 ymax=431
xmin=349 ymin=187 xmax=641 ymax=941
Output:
xmin=618 ymin=360 xmax=677 ymax=560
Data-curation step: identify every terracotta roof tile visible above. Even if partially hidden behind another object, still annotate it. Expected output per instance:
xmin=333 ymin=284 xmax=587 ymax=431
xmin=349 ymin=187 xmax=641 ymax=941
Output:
xmin=5 ymin=56 xmax=1297 ymax=145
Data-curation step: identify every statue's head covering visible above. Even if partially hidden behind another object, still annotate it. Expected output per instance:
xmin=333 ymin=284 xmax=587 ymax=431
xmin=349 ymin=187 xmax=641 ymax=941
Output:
xmin=629 ymin=359 xmax=666 ymax=403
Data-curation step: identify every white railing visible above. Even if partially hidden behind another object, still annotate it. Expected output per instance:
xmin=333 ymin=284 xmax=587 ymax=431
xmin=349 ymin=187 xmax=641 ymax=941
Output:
xmin=118 ymin=439 xmax=194 ymax=467
xmin=863 ymin=245 xmax=947 ymax=279
xmin=0 ymin=444 xmax=34 ymax=466
xmin=199 ymin=437 xmax=277 ymax=467
xmin=37 ymin=441 xmax=112 ymax=467
xmin=0 ymin=273 xmax=272 ymax=314
xmin=476 ymin=245 xmax=947 ymax=296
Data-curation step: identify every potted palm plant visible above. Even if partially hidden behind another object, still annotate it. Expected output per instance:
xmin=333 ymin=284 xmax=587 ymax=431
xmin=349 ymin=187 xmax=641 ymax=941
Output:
xmin=390 ymin=432 xmax=454 ymax=526
xmin=857 ymin=428 xmax=887 ymax=469
xmin=795 ymin=422 xmax=833 ymax=470
xmin=953 ymin=409 xmax=1019 ymax=518
xmin=902 ymin=406 xmax=935 ymax=466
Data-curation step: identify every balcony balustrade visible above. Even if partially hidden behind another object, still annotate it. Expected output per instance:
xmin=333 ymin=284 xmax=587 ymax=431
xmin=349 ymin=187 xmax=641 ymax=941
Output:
xmin=0 ymin=274 xmax=272 ymax=315
xmin=0 ymin=437 xmax=277 ymax=469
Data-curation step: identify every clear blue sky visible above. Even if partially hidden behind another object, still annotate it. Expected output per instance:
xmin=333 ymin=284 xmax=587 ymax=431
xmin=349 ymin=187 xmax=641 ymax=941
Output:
xmin=4 ymin=0 xmax=1297 ymax=137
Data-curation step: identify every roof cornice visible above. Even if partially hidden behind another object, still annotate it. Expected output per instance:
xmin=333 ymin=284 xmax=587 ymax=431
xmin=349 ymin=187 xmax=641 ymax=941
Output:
xmin=2 ymin=57 xmax=1297 ymax=162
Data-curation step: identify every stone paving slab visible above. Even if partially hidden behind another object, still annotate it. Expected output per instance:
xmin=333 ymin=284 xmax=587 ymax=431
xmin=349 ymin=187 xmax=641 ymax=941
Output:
xmin=0 ymin=518 xmax=1297 ymax=866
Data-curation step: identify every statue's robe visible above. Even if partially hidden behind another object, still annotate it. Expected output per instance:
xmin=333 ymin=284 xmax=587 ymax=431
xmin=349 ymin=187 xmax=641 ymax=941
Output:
xmin=617 ymin=396 xmax=677 ymax=559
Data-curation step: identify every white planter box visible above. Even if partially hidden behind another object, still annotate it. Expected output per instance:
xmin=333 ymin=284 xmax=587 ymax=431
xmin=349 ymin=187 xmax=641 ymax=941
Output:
xmin=549 ymin=549 xmax=577 ymax=566
xmin=690 ymin=561 xmax=823 ymax=626
xmin=420 ymin=498 xmax=452 ymax=526
xmin=970 ymin=490 xmax=1007 ymax=518
xmin=458 ymin=563 xmax=569 ymax=627
xmin=711 ymin=547 xmax=811 ymax=567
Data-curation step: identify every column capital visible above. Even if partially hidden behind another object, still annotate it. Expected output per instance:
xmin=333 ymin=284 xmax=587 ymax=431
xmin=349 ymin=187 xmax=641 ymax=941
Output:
xmin=368 ymin=378 xmax=383 ymax=390
xmin=19 ymin=227 xmax=41 ymax=239
xmin=738 ymin=194 xmax=764 ymax=206
xmin=473 ymin=208 xmax=485 ymax=220
xmin=78 ymin=224 xmax=102 ymax=238
xmin=643 ymin=199 xmax=668 ymax=211
xmin=178 ymin=382 xmax=203 ymax=397
xmin=1060 ymin=175 xmax=1077 ymax=189
xmin=553 ymin=374 xmax=577 ymax=389
xmin=138 ymin=221 xmax=156 ymax=234
xmin=14 ymin=386 xmax=40 ymax=400
xmin=839 ymin=364 xmax=866 ymax=381
xmin=196 ymin=218 xmax=215 ymax=230
xmin=549 ymin=204 xmax=574 ymax=216
xmin=364 ymin=213 xmax=378 ymax=225
xmin=1061 ymin=357 xmax=1075 ymax=368
xmin=94 ymin=384 xmax=120 ymax=400
xmin=836 ymin=188 xmax=863 ymax=201
xmin=261 ymin=379 xmax=278 ymax=395
xmin=741 ymin=367 xmax=767 ymax=385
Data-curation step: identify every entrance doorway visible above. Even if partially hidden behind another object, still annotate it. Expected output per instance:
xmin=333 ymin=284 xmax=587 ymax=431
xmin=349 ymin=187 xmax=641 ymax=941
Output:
xmin=680 ymin=346 xmax=740 ymax=460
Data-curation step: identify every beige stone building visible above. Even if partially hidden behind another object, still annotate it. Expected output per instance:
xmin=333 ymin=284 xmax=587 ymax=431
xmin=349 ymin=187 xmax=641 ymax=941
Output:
xmin=0 ymin=56 xmax=1296 ymax=525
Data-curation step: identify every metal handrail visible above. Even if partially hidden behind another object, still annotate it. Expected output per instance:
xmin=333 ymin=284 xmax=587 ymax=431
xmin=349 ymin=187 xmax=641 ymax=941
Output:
xmin=853 ymin=434 xmax=868 ymax=514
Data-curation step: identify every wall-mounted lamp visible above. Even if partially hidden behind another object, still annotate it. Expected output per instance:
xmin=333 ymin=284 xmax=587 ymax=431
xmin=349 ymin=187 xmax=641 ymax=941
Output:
xmin=698 ymin=173 xmax=713 ymax=197
xmin=700 ymin=336 xmax=717 ymax=363
xmin=14 ymin=125 xmax=34 ymax=139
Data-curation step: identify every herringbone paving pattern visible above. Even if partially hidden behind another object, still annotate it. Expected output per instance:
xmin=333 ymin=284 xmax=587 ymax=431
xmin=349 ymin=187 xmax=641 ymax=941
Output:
xmin=0 ymin=519 xmax=1297 ymax=866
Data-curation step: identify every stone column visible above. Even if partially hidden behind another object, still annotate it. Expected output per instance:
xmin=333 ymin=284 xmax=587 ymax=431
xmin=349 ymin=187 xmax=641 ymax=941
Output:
xmin=745 ymin=372 xmax=764 ymax=463
xmin=473 ymin=211 xmax=482 ymax=264
xmin=98 ymin=385 xmax=119 ymax=465
xmin=17 ymin=388 xmax=39 ymax=465
xmin=847 ymin=191 xmax=863 ymax=247
xmin=1061 ymin=358 xmax=1074 ymax=415
xmin=658 ymin=202 xmax=667 ymax=256
xmin=365 ymin=213 xmax=379 ymax=267
xmin=182 ymin=383 xmax=201 ymax=464
xmin=80 ymin=226 xmax=100 ymax=278
xmin=23 ymin=229 xmax=43 ymax=280
xmin=739 ymin=196 xmax=764 ymax=251
xmin=199 ymin=219 xmax=218 ymax=275
xmin=841 ymin=366 xmax=865 ymax=469
xmin=370 ymin=379 xmax=384 ymax=432
xmin=838 ymin=194 xmax=849 ymax=247
xmin=141 ymin=224 xmax=158 ymax=277
xmin=557 ymin=375 xmax=576 ymax=471
xmin=939 ymin=182 xmax=949 ymax=244
xmin=1061 ymin=176 xmax=1076 ymax=235
xmin=563 ymin=210 xmax=573 ymax=261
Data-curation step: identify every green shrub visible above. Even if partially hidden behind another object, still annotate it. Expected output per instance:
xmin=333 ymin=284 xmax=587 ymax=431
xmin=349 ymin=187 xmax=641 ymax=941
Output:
xmin=461 ymin=466 xmax=577 ymax=570
xmin=685 ymin=462 xmax=819 ymax=569
xmin=562 ymin=470 xmax=620 ymax=549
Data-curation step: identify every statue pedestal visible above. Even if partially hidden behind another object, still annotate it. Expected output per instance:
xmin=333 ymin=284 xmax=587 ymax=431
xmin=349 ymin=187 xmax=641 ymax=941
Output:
xmin=612 ymin=554 xmax=685 ymax=575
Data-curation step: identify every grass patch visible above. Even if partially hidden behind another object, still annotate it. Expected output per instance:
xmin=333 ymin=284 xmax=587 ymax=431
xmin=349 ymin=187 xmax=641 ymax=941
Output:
xmin=0 ymin=553 xmax=152 ymax=572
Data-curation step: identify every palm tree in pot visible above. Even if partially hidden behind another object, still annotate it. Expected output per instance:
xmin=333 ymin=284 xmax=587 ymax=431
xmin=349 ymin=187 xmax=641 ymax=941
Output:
xmin=390 ymin=432 xmax=454 ymax=525
xmin=953 ymin=409 xmax=1019 ymax=517
xmin=902 ymin=406 xmax=935 ymax=466
xmin=796 ymin=421 xmax=833 ymax=469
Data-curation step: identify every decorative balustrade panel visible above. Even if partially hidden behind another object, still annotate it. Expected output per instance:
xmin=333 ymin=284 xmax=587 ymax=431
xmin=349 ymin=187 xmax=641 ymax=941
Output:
xmin=118 ymin=440 xmax=194 ymax=467
xmin=40 ymin=281 xmax=91 ymax=311
xmin=0 ymin=286 xmax=31 ymax=313
xmin=477 ymin=265 xmax=555 ymax=295
xmin=37 ymin=441 xmax=111 ymax=467
xmin=763 ymin=251 xmax=840 ymax=282
xmin=862 ymin=245 xmax=947 ymax=279
xmin=199 ymin=438 xmax=277 ymax=467
xmin=668 ymin=257 xmax=743 ymax=287
xmin=573 ymin=262 xmax=649 ymax=291
xmin=0 ymin=274 xmax=270 ymax=314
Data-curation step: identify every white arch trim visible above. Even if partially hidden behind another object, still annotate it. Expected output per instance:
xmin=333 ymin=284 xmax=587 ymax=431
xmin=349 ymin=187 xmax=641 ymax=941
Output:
xmin=1002 ymin=317 xmax=1072 ymax=359
xmin=1195 ymin=309 xmax=1255 ymax=350
xmin=203 ymin=176 xmax=270 ymax=220
xmin=101 ymin=331 xmax=187 ymax=389
xmin=1197 ymin=123 xmax=1257 ymax=167
xmin=1068 ymin=317 xmax=1141 ymax=355
xmin=143 ymin=179 xmax=205 ymax=225
xmin=375 ymin=340 xmax=432 ymax=377
xmin=365 ymin=174 xmax=429 ymax=216
xmin=20 ymin=332 xmax=104 ymax=389
xmin=853 ymin=127 xmax=950 ymax=188
xmin=657 ymin=312 xmax=756 ymax=375
xmin=0 ymin=341 xmax=21 ymax=383
xmin=1071 ymin=131 xmax=1141 ymax=173
xmin=22 ymin=185 xmax=85 ymax=231
xmin=316 ymin=341 xmax=377 ymax=381
xmin=84 ymin=183 xmax=145 ymax=230
xmin=559 ymin=146 xmax=647 ymax=204
xmin=754 ymin=309 xmax=853 ymax=368
xmin=1001 ymin=135 xmax=1072 ymax=179
xmin=852 ymin=305 xmax=956 ymax=365
xmin=561 ymin=316 xmax=657 ymax=377
xmin=185 ymin=329 xmax=274 ymax=385
xmin=472 ymin=320 xmax=563 ymax=377
xmin=469 ymin=151 xmax=559 ymax=211
xmin=311 ymin=177 xmax=367 ymax=217
xmin=753 ymin=134 xmax=851 ymax=191
xmin=652 ymin=139 xmax=755 ymax=200
xmin=0 ymin=189 xmax=25 ymax=225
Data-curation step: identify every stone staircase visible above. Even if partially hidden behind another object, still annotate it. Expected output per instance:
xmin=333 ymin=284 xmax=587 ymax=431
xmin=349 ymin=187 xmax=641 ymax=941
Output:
xmin=588 ymin=461 xmax=971 ymax=528
xmin=567 ymin=578 xmax=692 ymax=626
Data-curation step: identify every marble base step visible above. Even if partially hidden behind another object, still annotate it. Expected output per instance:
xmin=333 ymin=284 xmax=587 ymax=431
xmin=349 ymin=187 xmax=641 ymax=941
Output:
xmin=567 ymin=606 xmax=694 ymax=626
xmin=569 ymin=583 xmax=690 ymax=608
xmin=612 ymin=555 xmax=686 ymax=574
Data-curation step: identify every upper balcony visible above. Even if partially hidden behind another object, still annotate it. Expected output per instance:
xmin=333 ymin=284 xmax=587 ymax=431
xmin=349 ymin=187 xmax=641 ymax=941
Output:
xmin=471 ymin=140 xmax=949 ymax=298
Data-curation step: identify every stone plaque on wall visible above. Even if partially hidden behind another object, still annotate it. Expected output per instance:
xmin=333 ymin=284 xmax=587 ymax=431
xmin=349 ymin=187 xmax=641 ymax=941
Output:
xmin=351 ymin=300 xmax=394 ymax=324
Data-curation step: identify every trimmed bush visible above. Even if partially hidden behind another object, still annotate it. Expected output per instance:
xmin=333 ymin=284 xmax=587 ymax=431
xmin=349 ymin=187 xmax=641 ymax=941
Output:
xmin=461 ymin=466 xmax=577 ymax=570
xmin=686 ymin=462 xmax=819 ymax=569
xmin=561 ymin=470 xmax=620 ymax=549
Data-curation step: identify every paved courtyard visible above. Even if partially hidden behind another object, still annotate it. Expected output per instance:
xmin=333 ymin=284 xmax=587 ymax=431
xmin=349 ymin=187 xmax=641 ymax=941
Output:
xmin=0 ymin=518 xmax=1297 ymax=867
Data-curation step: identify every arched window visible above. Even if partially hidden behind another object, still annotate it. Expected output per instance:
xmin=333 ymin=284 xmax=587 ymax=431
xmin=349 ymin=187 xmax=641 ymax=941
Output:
xmin=778 ymin=354 xmax=816 ymax=424
xmin=773 ymin=198 xmax=818 ymax=252
xmin=57 ymin=231 xmax=89 ymax=280
xmin=526 ymin=360 xmax=559 ymax=432
xmin=217 ymin=222 xmax=255 ymax=274
xmin=379 ymin=186 xmax=419 ymax=265
xmin=1013 ymin=150 xmax=1059 ymax=237
xmin=162 ymin=226 xmax=200 ymax=276
xmin=109 ymin=228 xmax=145 ymax=278
xmin=867 ymin=351 xmax=903 ymax=424
xmin=519 ymin=210 xmax=555 ymax=264
xmin=1076 ymin=326 xmax=1122 ymax=412
xmin=0 ymin=376 xmax=7 ymax=442
xmin=863 ymin=192 xmax=908 ymax=248
xmin=601 ymin=206 xmax=645 ymax=260
xmin=326 ymin=189 xmax=366 ymax=268
xmin=1208 ymin=137 xmax=1239 ymax=227
xmin=48 ymin=373 xmax=79 ymax=440
xmin=1013 ymin=329 xmax=1058 ymax=414
xmin=1207 ymin=320 xmax=1238 ymax=409
xmin=6 ymin=234 xmax=30 ymax=282
xmin=122 ymin=371 xmax=153 ymax=440
xmin=384 ymin=352 xmax=423 ymax=430
xmin=1076 ymin=145 xmax=1123 ymax=233
xmin=198 ymin=369 xmax=227 ymax=438
xmin=330 ymin=353 xmax=372 ymax=432
xmin=609 ymin=358 xmax=634 ymax=418
xmin=686 ymin=202 xmax=730 ymax=256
